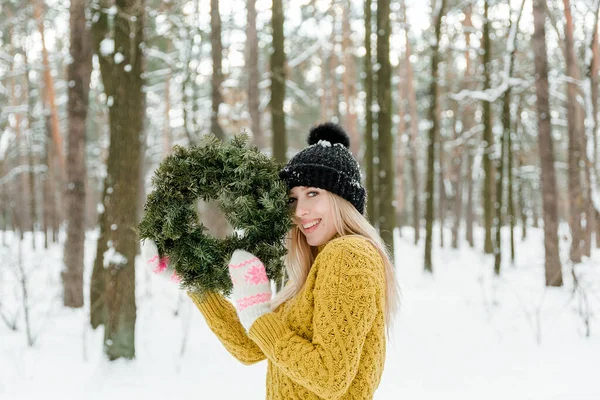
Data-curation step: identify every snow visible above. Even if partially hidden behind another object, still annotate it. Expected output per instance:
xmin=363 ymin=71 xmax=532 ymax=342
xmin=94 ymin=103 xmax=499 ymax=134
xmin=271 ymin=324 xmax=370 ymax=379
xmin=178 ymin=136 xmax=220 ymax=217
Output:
xmin=99 ymin=38 xmax=114 ymax=56
xmin=0 ymin=130 xmax=15 ymax=160
xmin=102 ymin=242 xmax=128 ymax=268
xmin=114 ymin=52 xmax=124 ymax=65
xmin=1 ymin=226 xmax=599 ymax=400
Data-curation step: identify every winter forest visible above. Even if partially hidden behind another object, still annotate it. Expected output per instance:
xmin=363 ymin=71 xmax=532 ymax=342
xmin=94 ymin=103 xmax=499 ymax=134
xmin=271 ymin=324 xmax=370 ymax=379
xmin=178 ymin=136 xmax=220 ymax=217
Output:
xmin=1 ymin=0 xmax=599 ymax=398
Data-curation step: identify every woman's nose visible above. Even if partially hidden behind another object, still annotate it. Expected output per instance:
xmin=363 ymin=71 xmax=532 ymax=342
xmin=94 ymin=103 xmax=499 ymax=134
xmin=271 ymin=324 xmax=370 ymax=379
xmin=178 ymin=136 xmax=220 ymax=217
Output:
xmin=294 ymin=201 xmax=308 ymax=218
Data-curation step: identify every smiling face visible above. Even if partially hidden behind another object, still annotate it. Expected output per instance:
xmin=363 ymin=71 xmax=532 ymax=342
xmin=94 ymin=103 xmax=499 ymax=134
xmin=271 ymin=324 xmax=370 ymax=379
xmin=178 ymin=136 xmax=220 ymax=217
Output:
xmin=288 ymin=186 xmax=338 ymax=247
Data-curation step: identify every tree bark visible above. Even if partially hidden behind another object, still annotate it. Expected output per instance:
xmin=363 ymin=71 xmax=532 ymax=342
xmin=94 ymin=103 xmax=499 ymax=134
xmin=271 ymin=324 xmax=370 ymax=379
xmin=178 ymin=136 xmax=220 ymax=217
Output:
xmin=563 ymin=0 xmax=584 ymax=263
xmin=364 ymin=0 xmax=377 ymax=226
xmin=396 ymin=68 xmax=407 ymax=232
xmin=376 ymin=0 xmax=395 ymax=254
xmin=91 ymin=0 xmax=145 ymax=360
xmin=33 ymin=0 xmax=65 ymax=173
xmin=508 ymin=98 xmax=523 ymax=261
xmin=246 ymin=0 xmax=263 ymax=148
xmin=482 ymin=0 xmax=494 ymax=255
xmin=495 ymin=0 xmax=525 ymax=274
xmin=463 ymin=6 xmax=475 ymax=248
xmin=533 ymin=0 xmax=563 ymax=287
xmin=424 ymin=0 xmax=446 ymax=272
xmin=342 ymin=1 xmax=359 ymax=158
xmin=89 ymin=0 xmax=112 ymax=329
xmin=210 ymin=0 xmax=225 ymax=140
xmin=582 ymin=3 xmax=600 ymax=255
xmin=271 ymin=0 xmax=286 ymax=163
xmin=63 ymin=0 xmax=93 ymax=309
xmin=24 ymin=49 xmax=37 ymax=250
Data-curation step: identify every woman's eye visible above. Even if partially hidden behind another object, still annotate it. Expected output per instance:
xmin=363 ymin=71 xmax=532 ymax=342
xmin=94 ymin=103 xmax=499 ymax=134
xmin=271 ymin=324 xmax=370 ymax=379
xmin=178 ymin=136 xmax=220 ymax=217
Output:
xmin=307 ymin=191 xmax=318 ymax=197
xmin=287 ymin=197 xmax=297 ymax=205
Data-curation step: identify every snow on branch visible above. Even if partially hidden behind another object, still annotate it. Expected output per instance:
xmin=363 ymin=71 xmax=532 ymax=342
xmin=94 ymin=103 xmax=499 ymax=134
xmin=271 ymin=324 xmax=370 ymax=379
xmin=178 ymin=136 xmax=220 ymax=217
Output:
xmin=0 ymin=165 xmax=48 ymax=186
xmin=288 ymin=39 xmax=325 ymax=69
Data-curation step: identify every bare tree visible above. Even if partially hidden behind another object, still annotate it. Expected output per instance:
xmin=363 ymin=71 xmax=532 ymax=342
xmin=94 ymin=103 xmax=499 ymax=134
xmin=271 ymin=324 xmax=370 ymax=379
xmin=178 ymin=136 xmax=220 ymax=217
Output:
xmin=210 ymin=0 xmax=225 ymax=140
xmin=424 ymin=0 xmax=446 ymax=272
xmin=532 ymin=0 xmax=563 ymax=287
xmin=63 ymin=0 xmax=93 ymax=308
xmin=364 ymin=0 xmax=377 ymax=226
xmin=562 ymin=0 xmax=584 ymax=263
xmin=90 ymin=0 xmax=145 ymax=360
xmin=246 ymin=0 xmax=263 ymax=148
xmin=494 ymin=0 xmax=525 ymax=275
xmin=271 ymin=0 xmax=286 ymax=163
xmin=482 ymin=0 xmax=494 ymax=255
xmin=377 ymin=0 xmax=395 ymax=254
xmin=400 ymin=0 xmax=421 ymax=244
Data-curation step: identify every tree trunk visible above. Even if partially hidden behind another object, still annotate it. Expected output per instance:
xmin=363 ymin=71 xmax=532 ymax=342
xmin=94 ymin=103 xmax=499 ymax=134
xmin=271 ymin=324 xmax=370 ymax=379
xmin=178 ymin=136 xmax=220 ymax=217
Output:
xmin=376 ymin=0 xmax=395 ymax=254
xmin=91 ymin=0 xmax=145 ymax=360
xmin=63 ymin=0 xmax=93 ymax=309
xmin=400 ymin=0 xmax=420 ymax=245
xmin=438 ymin=133 xmax=445 ymax=248
xmin=582 ymin=3 xmax=600 ymax=255
xmin=10 ymin=58 xmax=26 ymax=240
xmin=396 ymin=68 xmax=407 ymax=232
xmin=329 ymin=17 xmax=340 ymax=122
xmin=463 ymin=6 xmax=475 ymax=249
xmin=509 ymin=98 xmax=523 ymax=261
xmin=424 ymin=0 xmax=446 ymax=272
xmin=90 ymin=182 xmax=108 ymax=329
xmin=89 ymin=0 xmax=112 ymax=329
xmin=271 ymin=0 xmax=286 ymax=163
xmin=342 ymin=1 xmax=359 ymax=158
xmin=482 ymin=0 xmax=494 ymax=255
xmin=210 ymin=0 xmax=225 ymax=140
xmin=246 ymin=0 xmax=263 ymax=149
xmin=24 ymin=49 xmax=37 ymax=250
xmin=533 ymin=0 xmax=563 ymax=287
xmin=163 ymin=41 xmax=172 ymax=156
xmin=563 ymin=0 xmax=584 ymax=263
xmin=450 ymin=106 xmax=463 ymax=250
xmin=516 ymin=153 xmax=527 ymax=240
xmin=43 ymin=115 xmax=56 ymax=249
xmin=364 ymin=0 xmax=377 ymax=226
xmin=495 ymin=0 xmax=525 ymax=274
xmin=34 ymin=0 xmax=65 ymax=175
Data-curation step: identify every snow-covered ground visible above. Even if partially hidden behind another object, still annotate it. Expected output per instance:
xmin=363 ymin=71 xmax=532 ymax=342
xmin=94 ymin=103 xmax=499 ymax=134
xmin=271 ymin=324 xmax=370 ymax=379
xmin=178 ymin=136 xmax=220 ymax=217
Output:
xmin=1 ymin=225 xmax=599 ymax=400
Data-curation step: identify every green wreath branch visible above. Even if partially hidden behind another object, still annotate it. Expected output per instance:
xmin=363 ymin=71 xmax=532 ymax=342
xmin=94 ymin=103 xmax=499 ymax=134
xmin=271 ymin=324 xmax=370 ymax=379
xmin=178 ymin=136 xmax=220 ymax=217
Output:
xmin=137 ymin=134 xmax=292 ymax=296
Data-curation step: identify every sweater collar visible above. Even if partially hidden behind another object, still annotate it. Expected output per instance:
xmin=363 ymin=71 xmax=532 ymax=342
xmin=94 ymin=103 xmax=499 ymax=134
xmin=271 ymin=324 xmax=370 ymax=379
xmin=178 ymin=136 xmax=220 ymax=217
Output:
xmin=315 ymin=233 xmax=340 ymax=255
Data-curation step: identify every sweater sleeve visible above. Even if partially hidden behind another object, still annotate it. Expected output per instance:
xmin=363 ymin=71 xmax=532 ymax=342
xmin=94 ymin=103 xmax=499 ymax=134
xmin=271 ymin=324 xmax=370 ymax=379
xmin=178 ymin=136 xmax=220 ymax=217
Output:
xmin=188 ymin=291 xmax=266 ymax=365
xmin=247 ymin=240 xmax=381 ymax=399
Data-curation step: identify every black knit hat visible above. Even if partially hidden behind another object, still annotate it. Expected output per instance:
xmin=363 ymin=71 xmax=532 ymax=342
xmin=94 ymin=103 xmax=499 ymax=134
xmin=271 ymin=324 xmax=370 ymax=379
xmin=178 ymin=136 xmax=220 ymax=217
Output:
xmin=279 ymin=122 xmax=366 ymax=214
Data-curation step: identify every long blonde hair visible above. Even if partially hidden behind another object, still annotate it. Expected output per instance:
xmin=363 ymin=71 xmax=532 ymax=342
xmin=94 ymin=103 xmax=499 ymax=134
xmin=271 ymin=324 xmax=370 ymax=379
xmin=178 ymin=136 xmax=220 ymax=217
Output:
xmin=270 ymin=192 xmax=401 ymax=337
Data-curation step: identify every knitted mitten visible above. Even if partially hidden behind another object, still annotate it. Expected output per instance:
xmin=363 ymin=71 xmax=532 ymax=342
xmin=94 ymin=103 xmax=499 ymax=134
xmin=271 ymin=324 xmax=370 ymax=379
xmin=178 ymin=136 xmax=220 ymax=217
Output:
xmin=141 ymin=239 xmax=178 ymax=281
xmin=228 ymin=249 xmax=272 ymax=332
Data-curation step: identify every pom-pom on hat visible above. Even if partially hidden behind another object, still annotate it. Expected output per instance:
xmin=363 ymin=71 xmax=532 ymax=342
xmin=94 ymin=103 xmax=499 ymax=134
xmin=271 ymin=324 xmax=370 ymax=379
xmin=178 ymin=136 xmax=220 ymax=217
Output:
xmin=279 ymin=122 xmax=366 ymax=214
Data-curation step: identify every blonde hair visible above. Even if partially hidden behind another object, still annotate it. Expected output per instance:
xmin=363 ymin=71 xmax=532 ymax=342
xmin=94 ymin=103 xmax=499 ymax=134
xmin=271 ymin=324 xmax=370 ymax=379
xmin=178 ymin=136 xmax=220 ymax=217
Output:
xmin=270 ymin=192 xmax=401 ymax=337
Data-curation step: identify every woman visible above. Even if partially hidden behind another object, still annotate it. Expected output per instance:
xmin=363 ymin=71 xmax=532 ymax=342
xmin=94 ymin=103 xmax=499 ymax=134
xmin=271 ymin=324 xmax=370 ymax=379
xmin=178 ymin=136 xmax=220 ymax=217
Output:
xmin=188 ymin=122 xmax=400 ymax=399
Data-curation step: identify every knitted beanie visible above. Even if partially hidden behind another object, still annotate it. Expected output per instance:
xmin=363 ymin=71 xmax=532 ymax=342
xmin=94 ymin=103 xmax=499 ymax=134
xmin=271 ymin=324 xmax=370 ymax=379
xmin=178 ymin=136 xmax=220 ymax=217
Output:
xmin=279 ymin=122 xmax=366 ymax=214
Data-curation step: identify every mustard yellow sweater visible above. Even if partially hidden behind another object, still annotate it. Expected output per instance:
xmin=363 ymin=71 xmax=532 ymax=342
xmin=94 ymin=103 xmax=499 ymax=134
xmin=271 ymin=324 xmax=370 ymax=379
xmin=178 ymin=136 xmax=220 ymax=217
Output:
xmin=188 ymin=236 xmax=387 ymax=400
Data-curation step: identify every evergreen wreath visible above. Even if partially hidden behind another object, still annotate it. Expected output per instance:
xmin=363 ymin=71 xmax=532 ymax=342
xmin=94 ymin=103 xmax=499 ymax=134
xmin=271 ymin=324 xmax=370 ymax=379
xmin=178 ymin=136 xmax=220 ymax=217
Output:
xmin=137 ymin=133 xmax=292 ymax=296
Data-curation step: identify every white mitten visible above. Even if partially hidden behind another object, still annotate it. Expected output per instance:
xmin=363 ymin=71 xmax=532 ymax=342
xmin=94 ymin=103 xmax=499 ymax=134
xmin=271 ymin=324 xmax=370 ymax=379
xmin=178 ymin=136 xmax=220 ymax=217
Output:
xmin=228 ymin=250 xmax=272 ymax=332
xmin=141 ymin=239 xmax=179 ymax=282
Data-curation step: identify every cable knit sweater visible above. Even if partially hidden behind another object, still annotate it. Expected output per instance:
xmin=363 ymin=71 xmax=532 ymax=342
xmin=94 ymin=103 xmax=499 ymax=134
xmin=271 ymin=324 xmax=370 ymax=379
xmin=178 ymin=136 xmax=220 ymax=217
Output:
xmin=188 ymin=235 xmax=387 ymax=400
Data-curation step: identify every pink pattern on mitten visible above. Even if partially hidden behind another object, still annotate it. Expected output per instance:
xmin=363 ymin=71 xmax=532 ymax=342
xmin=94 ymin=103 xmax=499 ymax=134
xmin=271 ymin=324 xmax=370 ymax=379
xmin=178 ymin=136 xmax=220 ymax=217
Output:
xmin=153 ymin=256 xmax=169 ymax=274
xmin=170 ymin=271 xmax=181 ymax=283
xmin=236 ymin=292 xmax=272 ymax=310
xmin=244 ymin=263 xmax=269 ymax=285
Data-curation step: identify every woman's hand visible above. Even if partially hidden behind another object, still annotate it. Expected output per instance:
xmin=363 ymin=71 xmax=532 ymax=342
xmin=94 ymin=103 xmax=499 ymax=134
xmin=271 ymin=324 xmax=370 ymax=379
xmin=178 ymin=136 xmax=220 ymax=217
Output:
xmin=228 ymin=250 xmax=272 ymax=332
